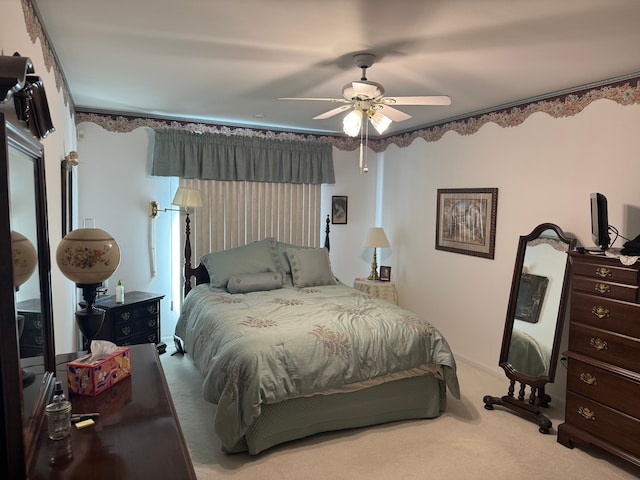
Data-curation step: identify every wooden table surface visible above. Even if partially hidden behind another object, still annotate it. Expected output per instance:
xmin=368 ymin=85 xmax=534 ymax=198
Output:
xmin=29 ymin=343 xmax=196 ymax=479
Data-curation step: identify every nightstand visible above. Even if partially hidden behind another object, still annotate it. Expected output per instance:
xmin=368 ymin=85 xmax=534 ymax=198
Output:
xmin=91 ymin=291 xmax=166 ymax=354
xmin=353 ymin=278 xmax=398 ymax=305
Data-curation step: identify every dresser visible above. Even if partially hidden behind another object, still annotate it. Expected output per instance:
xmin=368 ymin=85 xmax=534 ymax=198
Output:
xmin=91 ymin=291 xmax=166 ymax=353
xmin=30 ymin=343 xmax=196 ymax=478
xmin=353 ymin=278 xmax=398 ymax=305
xmin=557 ymin=252 xmax=640 ymax=468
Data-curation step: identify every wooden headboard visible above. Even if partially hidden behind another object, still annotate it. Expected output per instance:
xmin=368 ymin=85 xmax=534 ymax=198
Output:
xmin=183 ymin=214 xmax=332 ymax=297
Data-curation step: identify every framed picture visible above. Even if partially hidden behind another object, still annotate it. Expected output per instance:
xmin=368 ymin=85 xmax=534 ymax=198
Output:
xmin=515 ymin=273 xmax=549 ymax=323
xmin=435 ymin=188 xmax=498 ymax=259
xmin=379 ymin=266 xmax=391 ymax=282
xmin=331 ymin=196 xmax=348 ymax=224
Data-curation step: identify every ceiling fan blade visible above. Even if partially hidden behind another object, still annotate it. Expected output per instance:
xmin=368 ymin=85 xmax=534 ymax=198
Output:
xmin=313 ymin=104 xmax=353 ymax=120
xmin=376 ymin=105 xmax=412 ymax=122
xmin=381 ymin=95 xmax=452 ymax=106
xmin=279 ymin=97 xmax=348 ymax=103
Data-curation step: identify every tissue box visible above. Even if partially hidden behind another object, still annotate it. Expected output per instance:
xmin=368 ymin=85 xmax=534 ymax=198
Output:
xmin=66 ymin=347 xmax=131 ymax=396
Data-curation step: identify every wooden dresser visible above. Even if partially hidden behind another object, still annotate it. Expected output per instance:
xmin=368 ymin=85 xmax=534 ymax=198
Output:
xmin=557 ymin=251 xmax=640 ymax=468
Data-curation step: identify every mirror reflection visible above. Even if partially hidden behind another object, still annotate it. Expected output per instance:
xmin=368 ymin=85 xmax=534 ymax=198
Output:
xmin=507 ymin=230 xmax=571 ymax=379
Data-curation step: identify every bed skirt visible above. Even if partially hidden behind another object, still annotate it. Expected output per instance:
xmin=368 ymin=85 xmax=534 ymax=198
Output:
xmin=226 ymin=373 xmax=447 ymax=454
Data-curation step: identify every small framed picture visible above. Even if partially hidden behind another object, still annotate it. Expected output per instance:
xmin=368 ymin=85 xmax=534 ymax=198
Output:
xmin=331 ymin=196 xmax=348 ymax=224
xmin=379 ymin=266 xmax=391 ymax=282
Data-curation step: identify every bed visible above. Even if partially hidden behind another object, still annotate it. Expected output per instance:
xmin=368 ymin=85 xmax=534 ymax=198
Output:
xmin=174 ymin=229 xmax=459 ymax=454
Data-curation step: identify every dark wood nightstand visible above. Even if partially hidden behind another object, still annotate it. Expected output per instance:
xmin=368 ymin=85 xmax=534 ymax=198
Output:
xmin=91 ymin=291 xmax=166 ymax=354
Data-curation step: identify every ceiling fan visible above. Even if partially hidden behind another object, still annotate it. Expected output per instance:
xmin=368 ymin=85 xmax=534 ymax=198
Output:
xmin=280 ymin=53 xmax=451 ymax=136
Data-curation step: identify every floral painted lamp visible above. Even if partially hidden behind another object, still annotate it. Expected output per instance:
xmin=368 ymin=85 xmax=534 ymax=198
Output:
xmin=56 ymin=228 xmax=120 ymax=352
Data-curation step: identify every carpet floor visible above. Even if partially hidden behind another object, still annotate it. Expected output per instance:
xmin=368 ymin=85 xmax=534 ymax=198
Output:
xmin=160 ymin=350 xmax=640 ymax=479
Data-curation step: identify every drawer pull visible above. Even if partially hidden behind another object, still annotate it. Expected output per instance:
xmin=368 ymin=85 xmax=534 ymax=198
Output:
xmin=578 ymin=406 xmax=596 ymax=421
xmin=594 ymin=267 xmax=612 ymax=278
xmin=589 ymin=337 xmax=608 ymax=351
xmin=591 ymin=306 xmax=610 ymax=319
xmin=120 ymin=312 xmax=131 ymax=321
xmin=147 ymin=333 xmax=157 ymax=342
xmin=579 ymin=373 xmax=598 ymax=385
xmin=147 ymin=305 xmax=157 ymax=314
xmin=121 ymin=326 xmax=131 ymax=336
xmin=34 ymin=319 xmax=42 ymax=328
xmin=147 ymin=318 xmax=157 ymax=327
xmin=594 ymin=283 xmax=611 ymax=294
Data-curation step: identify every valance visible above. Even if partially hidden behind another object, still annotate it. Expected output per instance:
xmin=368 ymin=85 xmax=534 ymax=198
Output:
xmin=152 ymin=129 xmax=335 ymax=184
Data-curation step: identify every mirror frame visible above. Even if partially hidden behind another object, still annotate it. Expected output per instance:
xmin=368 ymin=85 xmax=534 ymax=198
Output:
xmin=0 ymin=103 xmax=56 ymax=476
xmin=498 ymin=222 xmax=575 ymax=388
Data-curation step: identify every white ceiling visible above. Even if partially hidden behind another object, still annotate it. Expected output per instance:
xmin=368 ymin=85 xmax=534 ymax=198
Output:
xmin=32 ymin=0 xmax=640 ymax=137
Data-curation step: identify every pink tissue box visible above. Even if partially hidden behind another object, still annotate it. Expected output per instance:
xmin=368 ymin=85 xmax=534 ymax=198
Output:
xmin=66 ymin=346 xmax=131 ymax=396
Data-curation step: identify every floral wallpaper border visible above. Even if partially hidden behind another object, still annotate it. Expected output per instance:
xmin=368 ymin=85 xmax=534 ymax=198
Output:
xmin=23 ymin=0 xmax=640 ymax=153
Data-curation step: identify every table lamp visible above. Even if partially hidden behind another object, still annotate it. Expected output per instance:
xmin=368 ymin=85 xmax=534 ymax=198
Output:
xmin=363 ymin=227 xmax=390 ymax=281
xmin=56 ymin=228 xmax=120 ymax=352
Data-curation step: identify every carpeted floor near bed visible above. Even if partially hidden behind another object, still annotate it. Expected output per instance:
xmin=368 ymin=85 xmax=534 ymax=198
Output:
xmin=159 ymin=350 xmax=639 ymax=480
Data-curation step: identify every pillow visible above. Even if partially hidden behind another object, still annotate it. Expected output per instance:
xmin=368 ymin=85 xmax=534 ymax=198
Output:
xmin=276 ymin=241 xmax=313 ymax=274
xmin=227 ymin=272 xmax=283 ymax=294
xmin=200 ymin=238 xmax=282 ymax=288
xmin=285 ymin=247 xmax=337 ymax=288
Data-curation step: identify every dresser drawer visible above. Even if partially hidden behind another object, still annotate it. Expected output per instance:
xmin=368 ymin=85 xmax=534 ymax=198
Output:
xmin=567 ymin=357 xmax=640 ymax=419
xmin=109 ymin=300 xmax=160 ymax=322
xmin=117 ymin=330 xmax=158 ymax=346
xmin=572 ymin=259 xmax=640 ymax=284
xmin=571 ymin=291 xmax=640 ymax=338
xmin=113 ymin=315 xmax=159 ymax=341
xmin=565 ymin=391 xmax=640 ymax=456
xmin=572 ymin=276 xmax=639 ymax=302
xmin=569 ymin=323 xmax=640 ymax=372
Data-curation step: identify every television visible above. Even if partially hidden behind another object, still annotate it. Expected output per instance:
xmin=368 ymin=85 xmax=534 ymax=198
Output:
xmin=590 ymin=192 xmax=610 ymax=251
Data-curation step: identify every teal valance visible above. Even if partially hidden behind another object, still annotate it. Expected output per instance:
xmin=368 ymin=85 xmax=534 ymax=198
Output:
xmin=152 ymin=129 xmax=335 ymax=185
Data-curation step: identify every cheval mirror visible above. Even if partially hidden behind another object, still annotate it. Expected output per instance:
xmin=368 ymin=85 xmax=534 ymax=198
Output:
xmin=484 ymin=223 xmax=575 ymax=433
xmin=1 ymin=54 xmax=56 ymax=478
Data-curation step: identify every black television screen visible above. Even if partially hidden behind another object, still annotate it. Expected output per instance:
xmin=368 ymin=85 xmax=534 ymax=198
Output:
xmin=590 ymin=192 xmax=610 ymax=251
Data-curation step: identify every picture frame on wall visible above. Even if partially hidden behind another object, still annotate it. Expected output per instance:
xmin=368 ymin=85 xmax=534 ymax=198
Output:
xmin=331 ymin=196 xmax=348 ymax=224
xmin=435 ymin=187 xmax=498 ymax=259
xmin=379 ymin=266 xmax=391 ymax=282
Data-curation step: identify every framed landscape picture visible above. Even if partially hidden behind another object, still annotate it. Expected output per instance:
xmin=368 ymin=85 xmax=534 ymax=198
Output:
xmin=435 ymin=188 xmax=498 ymax=259
xmin=332 ymin=196 xmax=348 ymax=224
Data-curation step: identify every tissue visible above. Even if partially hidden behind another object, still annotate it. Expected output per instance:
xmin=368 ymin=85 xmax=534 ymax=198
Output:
xmin=67 ymin=341 xmax=131 ymax=396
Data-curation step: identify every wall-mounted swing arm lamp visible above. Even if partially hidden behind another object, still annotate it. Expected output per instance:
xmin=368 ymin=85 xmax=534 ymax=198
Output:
xmin=149 ymin=187 xmax=203 ymax=219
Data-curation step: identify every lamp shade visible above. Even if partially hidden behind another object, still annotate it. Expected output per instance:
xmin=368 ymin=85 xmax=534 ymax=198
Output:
xmin=363 ymin=227 xmax=390 ymax=248
xmin=56 ymin=228 xmax=121 ymax=284
xmin=343 ymin=109 xmax=363 ymax=137
xmin=11 ymin=230 xmax=37 ymax=288
xmin=172 ymin=187 xmax=202 ymax=208
xmin=369 ymin=111 xmax=392 ymax=135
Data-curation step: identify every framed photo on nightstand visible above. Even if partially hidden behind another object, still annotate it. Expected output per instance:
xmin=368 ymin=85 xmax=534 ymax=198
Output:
xmin=379 ymin=266 xmax=391 ymax=282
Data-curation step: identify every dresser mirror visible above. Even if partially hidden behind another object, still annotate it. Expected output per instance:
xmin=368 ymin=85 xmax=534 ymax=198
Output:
xmin=0 ymin=93 xmax=56 ymax=475
xmin=484 ymin=223 xmax=575 ymax=433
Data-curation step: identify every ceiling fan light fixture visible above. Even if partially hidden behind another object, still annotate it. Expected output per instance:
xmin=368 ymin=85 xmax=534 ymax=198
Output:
xmin=369 ymin=111 xmax=392 ymax=135
xmin=343 ymin=109 xmax=363 ymax=137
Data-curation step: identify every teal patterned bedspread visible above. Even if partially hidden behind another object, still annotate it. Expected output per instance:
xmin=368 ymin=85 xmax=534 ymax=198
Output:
xmin=175 ymin=283 xmax=460 ymax=450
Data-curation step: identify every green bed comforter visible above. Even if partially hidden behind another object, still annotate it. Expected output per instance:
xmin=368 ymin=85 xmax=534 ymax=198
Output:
xmin=175 ymin=283 xmax=460 ymax=450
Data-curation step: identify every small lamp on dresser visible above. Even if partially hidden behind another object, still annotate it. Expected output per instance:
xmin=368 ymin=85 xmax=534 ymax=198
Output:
xmin=363 ymin=227 xmax=390 ymax=281
xmin=56 ymin=227 xmax=121 ymax=352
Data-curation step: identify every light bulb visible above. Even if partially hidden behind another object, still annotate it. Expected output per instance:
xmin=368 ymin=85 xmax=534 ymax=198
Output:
xmin=343 ymin=109 xmax=363 ymax=137
xmin=369 ymin=111 xmax=392 ymax=135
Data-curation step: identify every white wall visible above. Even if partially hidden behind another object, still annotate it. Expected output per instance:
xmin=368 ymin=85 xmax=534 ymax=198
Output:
xmin=378 ymin=100 xmax=640 ymax=401
xmin=75 ymin=123 xmax=179 ymax=344
xmin=2 ymin=0 xmax=78 ymax=354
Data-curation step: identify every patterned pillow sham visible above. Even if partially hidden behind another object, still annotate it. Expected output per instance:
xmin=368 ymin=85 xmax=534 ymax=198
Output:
xmin=200 ymin=238 xmax=282 ymax=288
xmin=284 ymin=247 xmax=337 ymax=288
